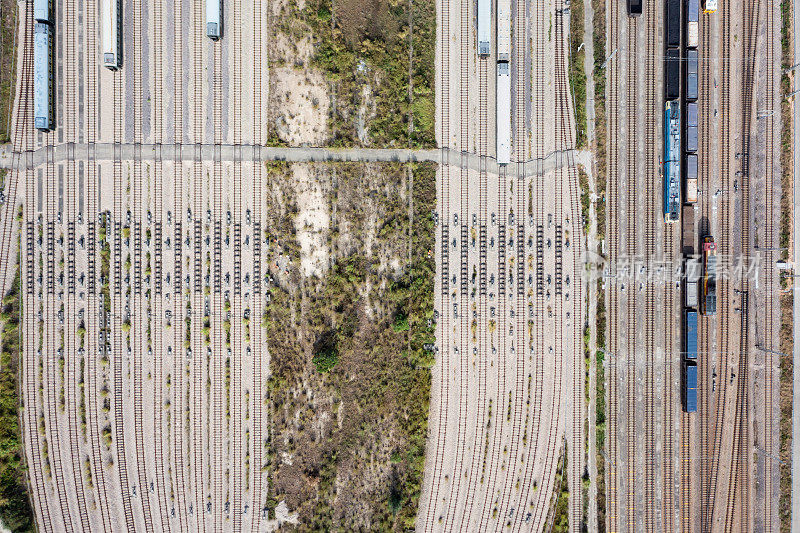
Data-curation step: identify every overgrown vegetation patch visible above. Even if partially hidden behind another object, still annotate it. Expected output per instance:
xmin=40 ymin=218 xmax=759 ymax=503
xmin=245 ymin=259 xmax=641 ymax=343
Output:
xmin=269 ymin=0 xmax=435 ymax=147
xmin=779 ymin=0 xmax=792 ymax=529
xmin=0 ymin=0 xmax=17 ymax=143
xmin=569 ymin=0 xmax=587 ymax=148
xmin=264 ymin=162 xmax=435 ymax=530
xmin=0 ymin=268 xmax=34 ymax=532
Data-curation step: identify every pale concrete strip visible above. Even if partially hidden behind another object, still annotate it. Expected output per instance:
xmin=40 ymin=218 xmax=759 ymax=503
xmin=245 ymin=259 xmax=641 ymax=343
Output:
xmin=0 ymin=142 xmax=583 ymax=177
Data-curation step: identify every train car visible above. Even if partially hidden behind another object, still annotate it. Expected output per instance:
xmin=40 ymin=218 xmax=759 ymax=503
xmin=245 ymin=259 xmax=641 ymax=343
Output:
xmin=701 ymin=235 xmax=717 ymax=315
xmin=686 ymin=0 xmax=699 ymax=48
xmin=685 ymin=257 xmax=700 ymax=307
xmin=686 ymin=102 xmax=698 ymax=153
xmin=665 ymin=48 xmax=680 ymax=100
xmin=497 ymin=0 xmax=511 ymax=62
xmin=683 ymin=362 xmax=698 ymax=412
xmin=681 ymin=205 xmax=695 ymax=253
xmin=685 ymin=309 xmax=698 ymax=359
xmin=666 ymin=0 xmax=681 ymax=48
xmin=206 ymin=0 xmax=223 ymax=39
xmin=34 ymin=0 xmax=51 ymax=23
xmin=496 ymin=62 xmax=511 ymax=165
xmin=628 ymin=0 xmax=643 ymax=16
xmin=704 ymin=0 xmax=718 ymax=13
xmin=34 ymin=22 xmax=53 ymax=131
xmin=663 ymin=101 xmax=681 ymax=223
xmin=102 ymin=0 xmax=122 ymax=69
xmin=686 ymin=153 xmax=698 ymax=203
xmin=477 ymin=0 xmax=491 ymax=55
xmin=685 ymin=49 xmax=698 ymax=101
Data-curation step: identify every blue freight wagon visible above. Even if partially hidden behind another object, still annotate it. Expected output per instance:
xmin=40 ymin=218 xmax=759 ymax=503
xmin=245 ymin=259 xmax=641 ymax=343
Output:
xmin=685 ymin=310 xmax=698 ymax=360
xmin=684 ymin=362 xmax=698 ymax=412
xmin=686 ymin=102 xmax=698 ymax=153
xmin=686 ymin=49 xmax=698 ymax=101
xmin=664 ymin=101 xmax=681 ymax=223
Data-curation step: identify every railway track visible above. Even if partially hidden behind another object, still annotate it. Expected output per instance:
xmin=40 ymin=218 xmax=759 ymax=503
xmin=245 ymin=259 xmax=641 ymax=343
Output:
xmin=170 ymin=0 xmax=190 ymax=528
xmin=624 ymin=13 xmax=638 ymax=532
xmin=191 ymin=0 xmax=206 ymax=523
xmin=62 ymin=0 xmax=94 ymax=528
xmin=642 ymin=0 xmax=660 ymax=528
xmin=231 ymin=0 xmax=245 ymax=525
xmin=150 ymin=0 xmax=172 ymax=528
xmin=211 ymin=35 xmax=225 ymax=527
xmin=419 ymin=0 xmax=451 ymax=522
xmin=553 ymin=1 xmax=583 ymax=528
xmin=604 ymin=0 xmax=620 ymax=528
xmin=493 ymin=0 xmax=529 ymax=518
xmin=722 ymin=0 xmax=758 ymax=529
xmin=17 ymin=6 xmax=55 ymax=529
xmin=443 ymin=0 xmax=474 ymax=525
xmin=512 ymin=0 xmax=555 ymax=526
xmin=756 ymin=0 xmax=780 ymax=530
xmin=250 ymin=0 xmax=267 ymax=527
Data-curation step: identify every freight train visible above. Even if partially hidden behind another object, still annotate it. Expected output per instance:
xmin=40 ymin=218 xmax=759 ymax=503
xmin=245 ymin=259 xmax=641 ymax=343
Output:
xmin=677 ymin=0 xmax=714 ymax=413
xmin=33 ymin=0 xmax=54 ymax=131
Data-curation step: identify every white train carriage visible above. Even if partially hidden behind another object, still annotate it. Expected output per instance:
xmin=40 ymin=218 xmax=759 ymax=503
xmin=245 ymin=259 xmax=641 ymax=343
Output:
xmin=686 ymin=0 xmax=699 ymax=48
xmin=34 ymin=0 xmax=51 ymax=23
xmin=102 ymin=0 xmax=122 ymax=69
xmin=34 ymin=22 xmax=54 ymax=131
xmin=496 ymin=62 xmax=510 ymax=165
xmin=496 ymin=0 xmax=510 ymax=62
xmin=206 ymin=0 xmax=223 ymax=40
xmin=703 ymin=0 xmax=717 ymax=13
xmin=477 ymin=0 xmax=491 ymax=55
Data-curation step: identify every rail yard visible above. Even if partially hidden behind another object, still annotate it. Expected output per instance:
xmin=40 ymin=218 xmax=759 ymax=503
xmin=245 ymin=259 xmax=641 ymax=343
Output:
xmin=0 ymin=0 xmax=789 ymax=531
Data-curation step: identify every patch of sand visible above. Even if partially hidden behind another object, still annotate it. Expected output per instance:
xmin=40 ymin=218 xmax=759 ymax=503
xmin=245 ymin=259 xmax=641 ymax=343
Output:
xmin=272 ymin=68 xmax=329 ymax=145
xmin=293 ymin=165 xmax=329 ymax=277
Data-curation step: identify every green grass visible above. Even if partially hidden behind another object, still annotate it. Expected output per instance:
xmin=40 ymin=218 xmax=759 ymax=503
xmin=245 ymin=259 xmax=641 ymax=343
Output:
xmin=569 ymin=0 xmax=588 ymax=148
xmin=0 ymin=267 xmax=35 ymax=532
xmin=779 ymin=0 xmax=793 ymax=530
xmin=285 ymin=0 xmax=436 ymax=147
xmin=0 ymin=0 xmax=18 ymax=143
xmin=264 ymin=163 xmax=435 ymax=530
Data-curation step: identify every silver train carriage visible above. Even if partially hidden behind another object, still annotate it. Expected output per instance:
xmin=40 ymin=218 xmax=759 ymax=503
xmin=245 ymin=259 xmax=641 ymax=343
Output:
xmin=206 ymin=0 xmax=223 ymax=39
xmin=102 ymin=0 xmax=122 ymax=69
xmin=496 ymin=62 xmax=510 ymax=165
xmin=34 ymin=22 xmax=54 ymax=131
xmin=34 ymin=0 xmax=52 ymax=23
xmin=477 ymin=0 xmax=491 ymax=55
xmin=496 ymin=0 xmax=510 ymax=62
